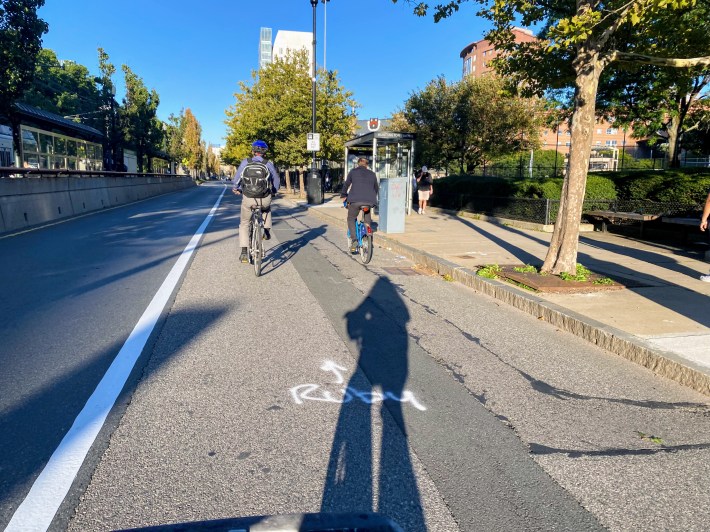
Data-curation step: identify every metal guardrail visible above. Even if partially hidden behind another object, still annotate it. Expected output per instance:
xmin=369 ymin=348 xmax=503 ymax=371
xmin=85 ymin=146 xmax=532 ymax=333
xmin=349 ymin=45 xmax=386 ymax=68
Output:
xmin=0 ymin=167 xmax=188 ymax=178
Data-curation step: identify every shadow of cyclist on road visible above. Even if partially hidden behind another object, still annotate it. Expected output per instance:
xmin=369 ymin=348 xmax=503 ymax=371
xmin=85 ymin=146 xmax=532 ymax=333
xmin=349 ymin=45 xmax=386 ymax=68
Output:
xmin=320 ymin=277 xmax=426 ymax=531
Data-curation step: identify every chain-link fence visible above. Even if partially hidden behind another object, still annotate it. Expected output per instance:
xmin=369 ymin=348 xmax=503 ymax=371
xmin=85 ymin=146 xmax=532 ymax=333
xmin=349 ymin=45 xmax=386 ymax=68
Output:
xmin=431 ymin=191 xmax=705 ymax=226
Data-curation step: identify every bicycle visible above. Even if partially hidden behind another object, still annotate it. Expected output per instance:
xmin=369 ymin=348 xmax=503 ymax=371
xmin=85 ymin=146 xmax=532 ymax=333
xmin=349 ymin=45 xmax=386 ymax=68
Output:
xmin=345 ymin=204 xmax=374 ymax=264
xmin=247 ymin=204 xmax=267 ymax=276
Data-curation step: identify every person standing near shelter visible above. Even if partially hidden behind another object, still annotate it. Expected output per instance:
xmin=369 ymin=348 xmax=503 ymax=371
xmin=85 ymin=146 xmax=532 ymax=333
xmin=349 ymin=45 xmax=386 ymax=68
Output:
xmin=232 ymin=140 xmax=280 ymax=264
xmin=699 ymin=190 xmax=710 ymax=282
xmin=341 ymin=157 xmax=379 ymax=253
xmin=416 ymin=166 xmax=433 ymax=214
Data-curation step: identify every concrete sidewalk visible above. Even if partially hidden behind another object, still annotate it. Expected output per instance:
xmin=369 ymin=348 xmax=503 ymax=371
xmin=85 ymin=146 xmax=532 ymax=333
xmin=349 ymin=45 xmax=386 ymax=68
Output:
xmin=281 ymin=192 xmax=710 ymax=397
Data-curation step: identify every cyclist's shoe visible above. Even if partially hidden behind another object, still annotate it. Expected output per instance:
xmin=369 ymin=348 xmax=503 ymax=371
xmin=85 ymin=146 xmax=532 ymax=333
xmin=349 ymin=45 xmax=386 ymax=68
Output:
xmin=349 ymin=240 xmax=358 ymax=253
xmin=263 ymin=228 xmax=271 ymax=240
xmin=239 ymin=247 xmax=248 ymax=263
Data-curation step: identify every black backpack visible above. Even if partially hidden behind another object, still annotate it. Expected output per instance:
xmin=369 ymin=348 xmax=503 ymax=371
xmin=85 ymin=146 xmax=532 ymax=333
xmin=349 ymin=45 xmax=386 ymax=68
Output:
xmin=240 ymin=158 xmax=271 ymax=198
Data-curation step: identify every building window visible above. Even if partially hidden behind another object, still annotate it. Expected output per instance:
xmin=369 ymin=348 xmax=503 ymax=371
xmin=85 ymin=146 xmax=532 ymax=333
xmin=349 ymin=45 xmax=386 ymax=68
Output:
xmin=20 ymin=126 xmax=103 ymax=171
xmin=565 ymin=142 xmax=571 ymax=147
xmin=597 ymin=128 xmax=602 ymax=134
xmin=606 ymin=128 xmax=618 ymax=135
xmin=605 ymin=140 xmax=618 ymax=146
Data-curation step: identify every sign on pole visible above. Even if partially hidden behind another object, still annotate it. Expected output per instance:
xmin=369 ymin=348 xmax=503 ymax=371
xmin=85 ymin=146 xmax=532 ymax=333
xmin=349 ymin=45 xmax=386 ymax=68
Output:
xmin=307 ymin=133 xmax=321 ymax=152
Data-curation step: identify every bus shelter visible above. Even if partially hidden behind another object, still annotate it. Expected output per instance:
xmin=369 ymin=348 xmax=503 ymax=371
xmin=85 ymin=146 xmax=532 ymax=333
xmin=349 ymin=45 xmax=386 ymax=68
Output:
xmin=344 ymin=131 xmax=416 ymax=215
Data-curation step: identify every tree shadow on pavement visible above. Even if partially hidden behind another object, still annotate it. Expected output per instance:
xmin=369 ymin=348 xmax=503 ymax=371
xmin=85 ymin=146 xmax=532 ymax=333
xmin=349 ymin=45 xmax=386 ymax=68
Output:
xmin=320 ymin=277 xmax=426 ymax=531
xmin=450 ymin=216 xmax=710 ymax=328
xmin=264 ymin=225 xmax=326 ymax=274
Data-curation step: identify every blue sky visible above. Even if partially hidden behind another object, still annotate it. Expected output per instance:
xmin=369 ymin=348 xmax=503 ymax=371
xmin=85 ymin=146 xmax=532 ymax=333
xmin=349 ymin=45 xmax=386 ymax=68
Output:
xmin=38 ymin=0 xmax=490 ymax=147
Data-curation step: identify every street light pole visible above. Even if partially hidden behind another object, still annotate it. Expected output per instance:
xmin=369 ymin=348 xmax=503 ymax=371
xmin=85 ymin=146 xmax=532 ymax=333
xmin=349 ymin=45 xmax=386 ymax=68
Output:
xmin=307 ymin=0 xmax=323 ymax=204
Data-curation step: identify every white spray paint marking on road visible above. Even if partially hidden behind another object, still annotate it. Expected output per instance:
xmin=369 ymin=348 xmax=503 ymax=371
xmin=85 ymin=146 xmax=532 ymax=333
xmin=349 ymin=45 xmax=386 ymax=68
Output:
xmin=320 ymin=360 xmax=348 ymax=384
xmin=5 ymin=188 xmax=226 ymax=532
xmin=290 ymin=361 xmax=427 ymax=411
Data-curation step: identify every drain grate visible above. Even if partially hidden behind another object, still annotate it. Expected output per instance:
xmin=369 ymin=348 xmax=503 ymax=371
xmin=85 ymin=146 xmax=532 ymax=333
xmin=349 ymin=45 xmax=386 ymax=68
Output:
xmin=382 ymin=267 xmax=422 ymax=276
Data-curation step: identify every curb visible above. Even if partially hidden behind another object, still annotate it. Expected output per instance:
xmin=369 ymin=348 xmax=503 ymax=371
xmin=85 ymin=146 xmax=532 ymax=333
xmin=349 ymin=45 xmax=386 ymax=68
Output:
xmin=297 ymin=201 xmax=710 ymax=398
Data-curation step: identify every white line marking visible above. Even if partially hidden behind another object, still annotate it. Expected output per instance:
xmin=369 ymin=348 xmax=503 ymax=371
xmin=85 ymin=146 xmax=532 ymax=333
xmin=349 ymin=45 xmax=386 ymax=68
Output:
xmin=5 ymin=188 xmax=226 ymax=532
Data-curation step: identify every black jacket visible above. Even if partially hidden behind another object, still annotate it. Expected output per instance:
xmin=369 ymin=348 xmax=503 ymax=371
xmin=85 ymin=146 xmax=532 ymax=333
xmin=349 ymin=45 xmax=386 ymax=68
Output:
xmin=341 ymin=166 xmax=379 ymax=205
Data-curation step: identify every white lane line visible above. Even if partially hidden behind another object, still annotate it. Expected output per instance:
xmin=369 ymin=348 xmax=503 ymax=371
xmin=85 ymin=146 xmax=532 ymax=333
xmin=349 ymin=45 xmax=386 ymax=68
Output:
xmin=5 ymin=188 xmax=226 ymax=532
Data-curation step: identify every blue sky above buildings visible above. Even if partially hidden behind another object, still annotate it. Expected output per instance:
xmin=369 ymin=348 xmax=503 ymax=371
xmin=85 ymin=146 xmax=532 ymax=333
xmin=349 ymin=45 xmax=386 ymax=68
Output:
xmin=38 ymin=0 xmax=490 ymax=147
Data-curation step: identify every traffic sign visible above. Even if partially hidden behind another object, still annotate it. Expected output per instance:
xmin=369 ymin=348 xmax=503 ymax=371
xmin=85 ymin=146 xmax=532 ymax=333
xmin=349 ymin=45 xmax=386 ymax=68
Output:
xmin=307 ymin=133 xmax=321 ymax=152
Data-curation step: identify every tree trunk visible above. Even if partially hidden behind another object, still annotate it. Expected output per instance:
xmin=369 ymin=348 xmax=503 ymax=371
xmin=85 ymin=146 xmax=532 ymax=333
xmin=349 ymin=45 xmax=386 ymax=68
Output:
xmin=542 ymin=49 xmax=604 ymax=275
xmin=667 ymin=114 xmax=681 ymax=168
xmin=285 ymin=169 xmax=292 ymax=194
xmin=298 ymin=169 xmax=306 ymax=199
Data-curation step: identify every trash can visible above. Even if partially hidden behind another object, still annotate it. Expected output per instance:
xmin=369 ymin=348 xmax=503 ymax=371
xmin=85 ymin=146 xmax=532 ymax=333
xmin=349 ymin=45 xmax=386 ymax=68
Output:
xmin=378 ymin=177 xmax=406 ymax=233
xmin=306 ymin=168 xmax=324 ymax=204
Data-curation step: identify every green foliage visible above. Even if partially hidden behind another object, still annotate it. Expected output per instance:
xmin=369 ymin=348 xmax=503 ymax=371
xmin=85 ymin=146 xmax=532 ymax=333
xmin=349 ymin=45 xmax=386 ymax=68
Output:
xmin=401 ymin=75 xmax=545 ymax=173
xmin=593 ymin=277 xmax=616 ymax=285
xmin=585 ymin=175 xmax=617 ymax=200
xmin=224 ymin=49 xmax=357 ymax=170
xmin=559 ymin=263 xmax=592 ymax=282
xmin=182 ymin=108 xmax=202 ymax=173
xmin=21 ymin=49 xmax=103 ymax=124
xmin=0 ymin=0 xmax=48 ymax=155
xmin=514 ymin=264 xmax=538 ymax=273
xmin=612 ymin=168 xmax=710 ymax=203
xmin=120 ymin=64 xmax=162 ymax=172
xmin=477 ymin=264 xmax=502 ymax=279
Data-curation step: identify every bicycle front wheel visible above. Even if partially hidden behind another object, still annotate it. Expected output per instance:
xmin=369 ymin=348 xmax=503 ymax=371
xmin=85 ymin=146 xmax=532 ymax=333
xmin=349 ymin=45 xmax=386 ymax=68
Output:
xmin=359 ymin=234 xmax=373 ymax=264
xmin=252 ymin=221 xmax=263 ymax=277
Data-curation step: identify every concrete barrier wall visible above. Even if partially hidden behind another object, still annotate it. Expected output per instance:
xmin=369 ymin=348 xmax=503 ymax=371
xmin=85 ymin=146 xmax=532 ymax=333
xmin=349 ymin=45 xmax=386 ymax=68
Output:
xmin=0 ymin=175 xmax=195 ymax=234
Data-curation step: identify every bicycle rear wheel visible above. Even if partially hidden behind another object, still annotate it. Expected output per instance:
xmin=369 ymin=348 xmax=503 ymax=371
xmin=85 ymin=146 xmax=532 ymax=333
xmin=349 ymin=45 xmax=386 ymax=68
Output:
xmin=359 ymin=234 xmax=373 ymax=264
xmin=252 ymin=217 xmax=263 ymax=277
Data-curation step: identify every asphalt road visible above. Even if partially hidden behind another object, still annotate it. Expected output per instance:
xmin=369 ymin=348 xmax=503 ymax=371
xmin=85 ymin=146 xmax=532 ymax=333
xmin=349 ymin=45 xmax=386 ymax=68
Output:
xmin=2 ymin=183 xmax=709 ymax=531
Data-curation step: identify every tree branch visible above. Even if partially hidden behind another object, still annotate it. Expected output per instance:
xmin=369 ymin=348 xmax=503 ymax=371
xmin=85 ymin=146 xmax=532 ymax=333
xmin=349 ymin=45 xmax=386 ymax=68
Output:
xmin=610 ymin=51 xmax=710 ymax=68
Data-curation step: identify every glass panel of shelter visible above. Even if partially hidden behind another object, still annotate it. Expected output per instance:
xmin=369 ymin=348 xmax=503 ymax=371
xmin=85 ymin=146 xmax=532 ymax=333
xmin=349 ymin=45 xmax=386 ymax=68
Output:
xmin=19 ymin=126 xmax=104 ymax=171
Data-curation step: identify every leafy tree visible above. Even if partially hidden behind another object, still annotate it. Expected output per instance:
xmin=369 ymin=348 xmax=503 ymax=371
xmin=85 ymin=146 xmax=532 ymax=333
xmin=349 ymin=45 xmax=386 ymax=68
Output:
xmin=597 ymin=3 xmax=710 ymax=167
xmin=0 ymin=0 xmax=48 ymax=164
xmin=97 ymin=48 xmax=120 ymax=169
xmin=224 ymin=49 xmax=357 ymax=195
xmin=317 ymin=70 xmax=358 ymax=163
xmin=396 ymin=0 xmax=710 ymax=274
xmin=401 ymin=75 xmax=543 ymax=173
xmin=165 ymin=110 xmax=186 ymax=171
xmin=120 ymin=64 xmax=161 ymax=172
xmin=182 ymin=107 xmax=202 ymax=176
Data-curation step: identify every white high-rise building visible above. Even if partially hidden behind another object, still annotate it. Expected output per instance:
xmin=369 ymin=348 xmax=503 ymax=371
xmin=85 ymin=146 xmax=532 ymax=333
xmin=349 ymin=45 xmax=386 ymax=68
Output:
xmin=259 ymin=27 xmax=273 ymax=69
xmin=272 ymin=30 xmax=313 ymax=71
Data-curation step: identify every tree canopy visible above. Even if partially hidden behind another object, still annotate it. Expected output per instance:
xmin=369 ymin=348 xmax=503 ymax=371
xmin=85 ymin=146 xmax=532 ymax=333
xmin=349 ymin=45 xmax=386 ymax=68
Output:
xmin=120 ymin=64 xmax=161 ymax=173
xmin=399 ymin=75 xmax=544 ymax=173
xmin=0 ymin=0 xmax=48 ymax=161
xmin=223 ymin=49 xmax=357 ymax=172
xmin=396 ymin=0 xmax=710 ymax=274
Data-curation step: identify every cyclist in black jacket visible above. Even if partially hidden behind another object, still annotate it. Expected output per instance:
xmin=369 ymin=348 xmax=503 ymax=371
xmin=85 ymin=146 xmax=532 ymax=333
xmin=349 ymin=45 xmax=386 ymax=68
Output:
xmin=341 ymin=157 xmax=379 ymax=252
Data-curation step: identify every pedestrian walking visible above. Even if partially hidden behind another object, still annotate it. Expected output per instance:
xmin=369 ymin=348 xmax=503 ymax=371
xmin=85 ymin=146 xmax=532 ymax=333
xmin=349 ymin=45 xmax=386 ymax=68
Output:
xmin=416 ymin=166 xmax=433 ymax=214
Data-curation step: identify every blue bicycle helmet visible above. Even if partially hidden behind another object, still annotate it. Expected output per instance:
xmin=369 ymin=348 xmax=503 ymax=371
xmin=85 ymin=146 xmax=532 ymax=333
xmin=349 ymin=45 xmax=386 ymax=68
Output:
xmin=251 ymin=140 xmax=268 ymax=153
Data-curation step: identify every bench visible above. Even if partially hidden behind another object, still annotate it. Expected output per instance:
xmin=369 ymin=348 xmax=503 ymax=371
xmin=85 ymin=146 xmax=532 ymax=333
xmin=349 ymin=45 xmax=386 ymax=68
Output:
xmin=585 ymin=210 xmax=661 ymax=236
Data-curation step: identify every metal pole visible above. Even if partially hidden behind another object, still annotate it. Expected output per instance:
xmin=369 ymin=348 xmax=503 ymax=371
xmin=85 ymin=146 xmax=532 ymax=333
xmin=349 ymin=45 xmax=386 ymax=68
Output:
xmin=311 ymin=0 xmax=317 ymax=171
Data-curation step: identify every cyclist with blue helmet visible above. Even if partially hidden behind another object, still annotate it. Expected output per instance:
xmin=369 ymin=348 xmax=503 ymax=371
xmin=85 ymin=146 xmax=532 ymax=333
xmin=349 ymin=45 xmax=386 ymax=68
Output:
xmin=232 ymin=140 xmax=280 ymax=263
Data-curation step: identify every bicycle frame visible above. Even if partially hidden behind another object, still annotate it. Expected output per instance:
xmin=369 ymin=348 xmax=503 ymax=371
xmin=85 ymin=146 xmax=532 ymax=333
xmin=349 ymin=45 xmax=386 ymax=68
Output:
xmin=346 ymin=204 xmax=374 ymax=264
xmin=248 ymin=206 xmax=266 ymax=276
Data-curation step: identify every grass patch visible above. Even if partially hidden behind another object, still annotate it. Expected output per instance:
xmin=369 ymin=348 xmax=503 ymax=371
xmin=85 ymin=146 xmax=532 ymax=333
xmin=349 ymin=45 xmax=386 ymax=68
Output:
xmin=477 ymin=264 xmax=502 ymax=279
xmin=559 ymin=263 xmax=593 ymax=282
xmin=513 ymin=264 xmax=538 ymax=273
